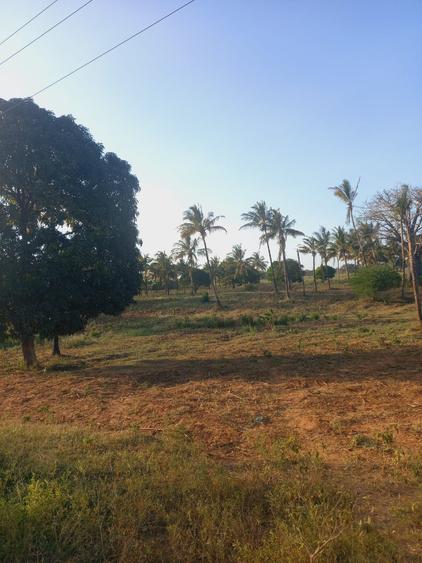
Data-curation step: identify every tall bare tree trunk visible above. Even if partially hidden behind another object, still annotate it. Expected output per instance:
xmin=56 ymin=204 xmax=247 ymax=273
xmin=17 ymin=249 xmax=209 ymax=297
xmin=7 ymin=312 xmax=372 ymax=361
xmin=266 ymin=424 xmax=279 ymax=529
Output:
xmin=21 ymin=335 xmax=38 ymax=368
xmin=52 ymin=335 xmax=61 ymax=356
xmin=325 ymin=259 xmax=331 ymax=289
xmin=264 ymin=227 xmax=279 ymax=295
xmin=350 ymin=209 xmax=367 ymax=266
xmin=344 ymin=255 xmax=350 ymax=279
xmin=297 ymin=250 xmax=305 ymax=296
xmin=282 ymin=243 xmax=290 ymax=299
xmin=405 ymin=223 xmax=422 ymax=323
xmin=312 ymin=254 xmax=318 ymax=292
xmin=400 ymin=221 xmax=406 ymax=298
xmin=202 ymin=235 xmax=222 ymax=308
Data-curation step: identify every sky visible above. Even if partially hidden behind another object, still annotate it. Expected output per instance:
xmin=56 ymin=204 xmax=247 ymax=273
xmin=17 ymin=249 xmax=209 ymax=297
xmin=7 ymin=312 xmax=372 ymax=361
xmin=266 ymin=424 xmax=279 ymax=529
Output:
xmin=2 ymin=0 xmax=422 ymax=266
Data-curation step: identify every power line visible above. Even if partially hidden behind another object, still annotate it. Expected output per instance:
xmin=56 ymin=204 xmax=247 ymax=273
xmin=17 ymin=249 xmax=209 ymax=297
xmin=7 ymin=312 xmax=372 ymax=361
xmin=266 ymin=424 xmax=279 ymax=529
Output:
xmin=2 ymin=0 xmax=198 ymax=115
xmin=0 ymin=0 xmax=61 ymax=47
xmin=0 ymin=0 xmax=96 ymax=68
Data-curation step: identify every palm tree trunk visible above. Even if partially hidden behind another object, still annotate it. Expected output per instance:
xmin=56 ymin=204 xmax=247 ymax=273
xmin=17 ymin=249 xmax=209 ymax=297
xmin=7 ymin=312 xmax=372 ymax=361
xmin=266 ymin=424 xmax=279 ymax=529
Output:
xmin=405 ymin=223 xmax=422 ymax=323
xmin=202 ymin=235 xmax=222 ymax=307
xmin=189 ymin=266 xmax=195 ymax=296
xmin=264 ymin=227 xmax=279 ymax=294
xmin=344 ymin=255 xmax=350 ymax=279
xmin=325 ymin=259 xmax=331 ymax=289
xmin=297 ymin=250 xmax=305 ymax=296
xmin=350 ymin=209 xmax=367 ymax=266
xmin=312 ymin=254 xmax=318 ymax=292
xmin=282 ymin=243 xmax=290 ymax=299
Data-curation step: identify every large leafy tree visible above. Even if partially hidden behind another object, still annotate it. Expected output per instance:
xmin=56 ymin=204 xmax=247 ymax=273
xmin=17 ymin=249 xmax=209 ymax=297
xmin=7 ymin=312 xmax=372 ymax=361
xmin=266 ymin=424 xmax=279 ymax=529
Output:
xmin=0 ymin=99 xmax=141 ymax=367
xmin=268 ymin=210 xmax=303 ymax=299
xmin=240 ymin=201 xmax=278 ymax=294
xmin=179 ymin=205 xmax=226 ymax=307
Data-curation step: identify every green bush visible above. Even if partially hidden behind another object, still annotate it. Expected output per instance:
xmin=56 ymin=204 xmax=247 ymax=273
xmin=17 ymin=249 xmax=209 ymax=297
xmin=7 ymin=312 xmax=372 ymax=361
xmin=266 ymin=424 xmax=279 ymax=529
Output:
xmin=350 ymin=265 xmax=401 ymax=299
xmin=315 ymin=265 xmax=336 ymax=281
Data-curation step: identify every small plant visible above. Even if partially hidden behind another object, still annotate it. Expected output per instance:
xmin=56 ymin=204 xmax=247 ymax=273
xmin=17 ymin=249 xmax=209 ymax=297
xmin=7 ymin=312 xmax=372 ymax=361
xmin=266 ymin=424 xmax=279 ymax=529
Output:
xmin=244 ymin=283 xmax=258 ymax=291
xmin=350 ymin=265 xmax=401 ymax=299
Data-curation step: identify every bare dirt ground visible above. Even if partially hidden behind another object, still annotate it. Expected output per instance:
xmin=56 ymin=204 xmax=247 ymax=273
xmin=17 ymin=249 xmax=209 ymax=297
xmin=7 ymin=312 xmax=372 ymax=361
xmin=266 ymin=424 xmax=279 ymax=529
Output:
xmin=1 ymin=285 xmax=421 ymax=558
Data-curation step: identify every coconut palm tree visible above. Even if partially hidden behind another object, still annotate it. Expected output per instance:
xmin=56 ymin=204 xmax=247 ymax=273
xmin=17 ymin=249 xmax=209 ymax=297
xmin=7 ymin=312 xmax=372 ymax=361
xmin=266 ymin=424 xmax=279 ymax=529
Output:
xmin=228 ymin=244 xmax=248 ymax=282
xmin=172 ymin=235 xmax=200 ymax=295
xmin=139 ymin=253 xmax=152 ymax=294
xmin=268 ymin=210 xmax=304 ymax=299
xmin=299 ymin=236 xmax=318 ymax=292
xmin=152 ymin=251 xmax=175 ymax=295
xmin=179 ymin=205 xmax=226 ymax=307
xmin=248 ymin=251 xmax=268 ymax=272
xmin=313 ymin=227 xmax=332 ymax=288
xmin=329 ymin=178 xmax=367 ymax=265
xmin=240 ymin=201 xmax=278 ymax=294
xmin=331 ymin=226 xmax=350 ymax=279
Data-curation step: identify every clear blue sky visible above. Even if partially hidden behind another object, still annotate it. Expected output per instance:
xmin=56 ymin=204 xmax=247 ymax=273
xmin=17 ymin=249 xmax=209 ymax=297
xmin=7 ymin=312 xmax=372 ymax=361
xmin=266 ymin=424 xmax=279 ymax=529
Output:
xmin=2 ymin=0 xmax=422 ymax=266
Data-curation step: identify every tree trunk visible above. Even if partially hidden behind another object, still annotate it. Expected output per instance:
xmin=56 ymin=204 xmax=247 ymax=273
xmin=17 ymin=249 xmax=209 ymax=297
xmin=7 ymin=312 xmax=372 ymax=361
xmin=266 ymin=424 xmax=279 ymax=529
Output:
xmin=297 ymin=250 xmax=305 ymax=296
xmin=405 ymin=223 xmax=422 ymax=323
xmin=400 ymin=221 xmax=406 ymax=298
xmin=282 ymin=244 xmax=290 ymax=299
xmin=350 ymin=209 xmax=367 ymax=266
xmin=265 ymin=227 xmax=279 ymax=294
xmin=312 ymin=254 xmax=318 ymax=292
xmin=344 ymin=255 xmax=350 ymax=279
xmin=189 ymin=267 xmax=195 ymax=296
xmin=21 ymin=335 xmax=38 ymax=368
xmin=52 ymin=335 xmax=61 ymax=356
xmin=202 ymin=236 xmax=223 ymax=308
xmin=325 ymin=259 xmax=331 ymax=289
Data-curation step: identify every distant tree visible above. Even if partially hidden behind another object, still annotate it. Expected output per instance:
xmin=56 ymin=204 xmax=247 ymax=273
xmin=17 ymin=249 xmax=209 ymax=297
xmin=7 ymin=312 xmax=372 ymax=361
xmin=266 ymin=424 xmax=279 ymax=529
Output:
xmin=267 ymin=259 xmax=303 ymax=285
xmin=240 ymin=201 xmax=278 ymax=294
xmin=268 ymin=210 xmax=303 ymax=299
xmin=0 ymin=99 xmax=140 ymax=367
xmin=313 ymin=227 xmax=332 ymax=288
xmin=179 ymin=205 xmax=226 ymax=307
xmin=315 ymin=265 xmax=336 ymax=281
xmin=299 ymin=236 xmax=318 ymax=292
xmin=329 ymin=178 xmax=367 ymax=265
xmin=172 ymin=235 xmax=200 ymax=295
xmin=228 ymin=244 xmax=248 ymax=281
xmin=151 ymin=252 xmax=175 ymax=294
xmin=191 ymin=268 xmax=210 ymax=292
xmin=139 ymin=254 xmax=152 ymax=294
xmin=330 ymin=226 xmax=350 ymax=279
xmin=247 ymin=252 xmax=268 ymax=273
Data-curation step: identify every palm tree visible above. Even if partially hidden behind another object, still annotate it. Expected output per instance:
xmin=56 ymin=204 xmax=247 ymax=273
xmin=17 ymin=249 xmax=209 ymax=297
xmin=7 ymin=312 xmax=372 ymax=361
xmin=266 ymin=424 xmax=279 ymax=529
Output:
xmin=179 ymin=205 xmax=226 ymax=307
xmin=331 ymin=226 xmax=350 ymax=279
xmin=248 ymin=251 xmax=268 ymax=272
xmin=299 ymin=236 xmax=318 ymax=292
xmin=329 ymin=178 xmax=367 ymax=265
xmin=268 ymin=210 xmax=304 ymax=299
xmin=139 ymin=253 xmax=152 ymax=294
xmin=172 ymin=235 xmax=199 ymax=295
xmin=313 ymin=226 xmax=332 ymax=288
xmin=152 ymin=251 xmax=175 ymax=295
xmin=228 ymin=244 xmax=248 ymax=282
xmin=240 ymin=201 xmax=278 ymax=294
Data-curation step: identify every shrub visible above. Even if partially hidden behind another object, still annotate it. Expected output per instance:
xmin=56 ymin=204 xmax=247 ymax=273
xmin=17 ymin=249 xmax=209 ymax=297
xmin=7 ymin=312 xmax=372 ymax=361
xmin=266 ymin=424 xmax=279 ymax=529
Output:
xmin=350 ymin=265 xmax=401 ymax=299
xmin=200 ymin=291 xmax=210 ymax=303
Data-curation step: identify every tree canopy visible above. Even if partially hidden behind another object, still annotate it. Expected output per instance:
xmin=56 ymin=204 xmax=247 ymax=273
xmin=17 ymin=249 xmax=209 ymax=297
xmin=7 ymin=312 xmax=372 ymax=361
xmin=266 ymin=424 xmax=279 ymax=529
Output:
xmin=0 ymin=99 xmax=141 ymax=366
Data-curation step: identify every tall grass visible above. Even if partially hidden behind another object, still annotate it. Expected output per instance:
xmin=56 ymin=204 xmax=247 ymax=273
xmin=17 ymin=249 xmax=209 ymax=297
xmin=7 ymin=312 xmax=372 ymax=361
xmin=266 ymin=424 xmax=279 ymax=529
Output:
xmin=0 ymin=425 xmax=395 ymax=562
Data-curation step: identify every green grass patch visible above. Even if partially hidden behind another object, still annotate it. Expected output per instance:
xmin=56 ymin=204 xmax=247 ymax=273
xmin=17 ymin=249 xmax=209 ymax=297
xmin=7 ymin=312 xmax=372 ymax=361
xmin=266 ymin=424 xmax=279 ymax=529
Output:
xmin=0 ymin=425 xmax=395 ymax=562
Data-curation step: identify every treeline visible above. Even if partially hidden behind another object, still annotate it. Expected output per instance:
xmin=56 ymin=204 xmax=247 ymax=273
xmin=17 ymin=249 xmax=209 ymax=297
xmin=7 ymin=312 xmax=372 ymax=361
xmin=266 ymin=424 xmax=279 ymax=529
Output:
xmin=142 ymin=183 xmax=422 ymax=321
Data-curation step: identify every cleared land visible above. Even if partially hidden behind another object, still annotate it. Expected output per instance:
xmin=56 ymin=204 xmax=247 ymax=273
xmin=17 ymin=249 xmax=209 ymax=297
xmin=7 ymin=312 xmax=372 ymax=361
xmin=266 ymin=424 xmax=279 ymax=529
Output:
xmin=0 ymin=283 xmax=421 ymax=561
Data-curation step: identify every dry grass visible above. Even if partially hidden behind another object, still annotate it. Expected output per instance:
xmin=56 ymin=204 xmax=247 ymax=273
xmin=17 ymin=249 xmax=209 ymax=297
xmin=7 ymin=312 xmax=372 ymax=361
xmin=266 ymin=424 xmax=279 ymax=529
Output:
xmin=0 ymin=281 xmax=421 ymax=559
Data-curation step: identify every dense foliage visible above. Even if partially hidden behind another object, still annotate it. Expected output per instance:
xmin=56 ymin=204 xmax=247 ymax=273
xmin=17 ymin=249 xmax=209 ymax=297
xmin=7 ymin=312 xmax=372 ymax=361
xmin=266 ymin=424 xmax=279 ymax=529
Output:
xmin=350 ymin=265 xmax=401 ymax=299
xmin=0 ymin=99 xmax=140 ymax=366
